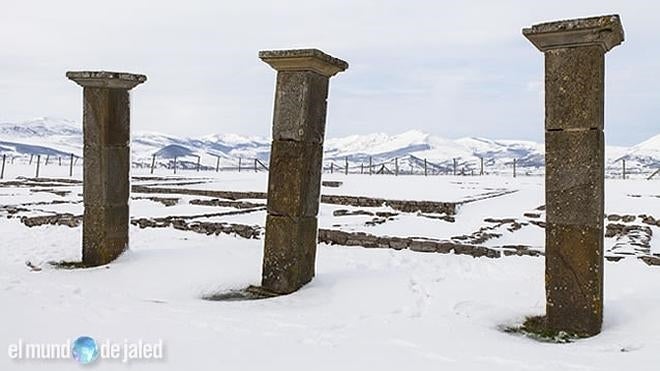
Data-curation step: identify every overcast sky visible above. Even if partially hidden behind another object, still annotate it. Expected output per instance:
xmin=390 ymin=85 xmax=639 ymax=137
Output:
xmin=0 ymin=1 xmax=658 ymax=145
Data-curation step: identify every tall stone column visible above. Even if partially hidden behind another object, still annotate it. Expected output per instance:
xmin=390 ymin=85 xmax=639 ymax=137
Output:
xmin=523 ymin=15 xmax=624 ymax=336
xmin=67 ymin=71 xmax=147 ymax=266
xmin=259 ymin=49 xmax=348 ymax=294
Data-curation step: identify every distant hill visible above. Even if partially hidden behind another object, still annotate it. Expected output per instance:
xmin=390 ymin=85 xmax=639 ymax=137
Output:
xmin=0 ymin=117 xmax=657 ymax=176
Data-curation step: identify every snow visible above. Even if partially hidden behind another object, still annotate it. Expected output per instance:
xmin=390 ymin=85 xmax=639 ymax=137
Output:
xmin=1 ymin=168 xmax=659 ymax=370
xmin=1 ymin=220 xmax=660 ymax=370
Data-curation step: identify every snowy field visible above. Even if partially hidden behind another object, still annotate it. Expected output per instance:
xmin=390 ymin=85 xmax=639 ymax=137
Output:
xmin=1 ymin=167 xmax=659 ymax=370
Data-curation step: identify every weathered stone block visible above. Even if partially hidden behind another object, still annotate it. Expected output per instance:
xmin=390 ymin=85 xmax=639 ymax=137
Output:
xmin=272 ymin=71 xmax=329 ymax=144
xmin=83 ymin=146 xmax=130 ymax=206
xmin=545 ymin=223 xmax=603 ymax=336
xmin=83 ymin=87 xmax=130 ymax=147
xmin=82 ymin=204 xmax=129 ymax=266
xmin=262 ymin=215 xmax=318 ymax=294
xmin=545 ymin=129 xmax=604 ymax=226
xmin=545 ymin=46 xmax=604 ymax=131
xmin=523 ymin=15 xmax=624 ymax=53
xmin=68 ymin=71 xmax=147 ymax=90
xmin=267 ymin=140 xmax=323 ymax=217
xmin=259 ymin=49 xmax=348 ymax=78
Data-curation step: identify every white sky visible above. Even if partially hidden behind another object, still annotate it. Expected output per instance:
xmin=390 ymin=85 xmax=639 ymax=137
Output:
xmin=0 ymin=0 xmax=658 ymax=145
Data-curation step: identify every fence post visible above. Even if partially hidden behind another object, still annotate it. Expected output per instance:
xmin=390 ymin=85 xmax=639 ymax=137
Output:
xmin=360 ymin=163 xmax=363 ymax=174
xmin=330 ymin=162 xmax=334 ymax=174
xmin=59 ymin=156 xmax=62 ymax=166
xmin=480 ymin=157 xmax=484 ymax=175
xmin=424 ymin=158 xmax=428 ymax=176
xmin=254 ymin=158 xmax=258 ymax=172
xmin=647 ymin=168 xmax=660 ymax=180
xmin=216 ymin=156 xmax=220 ymax=172
xmin=173 ymin=157 xmax=177 ymax=174
xmin=35 ymin=155 xmax=41 ymax=178
xmin=150 ymin=154 xmax=156 ymax=174
xmin=29 ymin=154 xmax=33 ymax=165
xmin=513 ymin=158 xmax=517 ymax=178
xmin=622 ymin=159 xmax=626 ymax=180
xmin=69 ymin=153 xmax=74 ymax=177
xmin=395 ymin=157 xmax=399 ymax=176
xmin=45 ymin=155 xmax=49 ymax=166
xmin=453 ymin=158 xmax=457 ymax=176
xmin=369 ymin=156 xmax=372 ymax=175
xmin=1 ymin=154 xmax=5 ymax=179
xmin=238 ymin=158 xmax=242 ymax=172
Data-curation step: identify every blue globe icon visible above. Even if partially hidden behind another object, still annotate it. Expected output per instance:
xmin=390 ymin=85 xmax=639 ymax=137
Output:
xmin=72 ymin=336 xmax=99 ymax=365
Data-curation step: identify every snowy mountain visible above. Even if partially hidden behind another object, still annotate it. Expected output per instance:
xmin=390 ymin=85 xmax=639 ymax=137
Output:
xmin=0 ymin=117 xmax=658 ymax=175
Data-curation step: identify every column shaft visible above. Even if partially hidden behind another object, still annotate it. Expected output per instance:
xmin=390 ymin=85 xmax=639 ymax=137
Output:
xmin=82 ymin=87 xmax=131 ymax=266
xmin=67 ymin=71 xmax=146 ymax=267
xmin=259 ymin=49 xmax=347 ymax=294
xmin=523 ymin=14 xmax=624 ymax=337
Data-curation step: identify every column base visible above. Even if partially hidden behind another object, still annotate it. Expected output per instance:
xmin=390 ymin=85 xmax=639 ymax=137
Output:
xmin=261 ymin=214 xmax=318 ymax=294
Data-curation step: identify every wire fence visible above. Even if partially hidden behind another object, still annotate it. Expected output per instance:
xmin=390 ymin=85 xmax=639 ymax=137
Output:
xmin=0 ymin=152 xmax=658 ymax=180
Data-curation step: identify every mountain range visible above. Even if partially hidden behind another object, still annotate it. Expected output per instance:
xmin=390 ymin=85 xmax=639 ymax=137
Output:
xmin=0 ymin=117 xmax=658 ymax=175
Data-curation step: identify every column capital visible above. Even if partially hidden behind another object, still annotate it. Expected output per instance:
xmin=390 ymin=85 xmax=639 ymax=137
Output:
xmin=259 ymin=49 xmax=348 ymax=77
xmin=67 ymin=71 xmax=147 ymax=90
xmin=523 ymin=14 xmax=624 ymax=52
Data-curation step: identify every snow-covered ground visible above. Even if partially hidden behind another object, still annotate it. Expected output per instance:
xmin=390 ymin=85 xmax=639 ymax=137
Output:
xmin=1 ymin=170 xmax=659 ymax=370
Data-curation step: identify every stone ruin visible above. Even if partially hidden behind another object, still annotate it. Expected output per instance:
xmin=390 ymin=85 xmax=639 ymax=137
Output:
xmin=67 ymin=71 xmax=146 ymax=266
xmin=523 ymin=14 xmax=624 ymax=337
xmin=258 ymin=49 xmax=348 ymax=294
xmin=52 ymin=14 xmax=627 ymax=338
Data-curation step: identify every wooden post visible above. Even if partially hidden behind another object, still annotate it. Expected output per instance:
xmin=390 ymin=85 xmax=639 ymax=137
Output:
xmin=480 ymin=157 xmax=484 ymax=175
xmin=216 ymin=156 xmax=220 ymax=172
xmin=196 ymin=156 xmax=201 ymax=172
xmin=513 ymin=158 xmax=517 ymax=178
xmin=173 ymin=157 xmax=177 ymax=174
xmin=360 ymin=163 xmax=363 ymax=174
xmin=35 ymin=155 xmax=41 ymax=178
xmin=453 ymin=158 xmax=457 ymax=176
xmin=59 ymin=156 xmax=62 ymax=166
xmin=395 ymin=157 xmax=399 ymax=176
xmin=345 ymin=157 xmax=348 ymax=175
xmin=69 ymin=153 xmax=74 ymax=177
xmin=238 ymin=158 xmax=242 ymax=172
xmin=330 ymin=162 xmax=334 ymax=174
xmin=369 ymin=156 xmax=372 ymax=175
xmin=254 ymin=158 xmax=258 ymax=172
xmin=45 ymin=155 xmax=49 ymax=166
xmin=29 ymin=154 xmax=33 ymax=165
xmin=1 ymin=154 xmax=5 ymax=179
xmin=424 ymin=158 xmax=428 ymax=176
xmin=622 ymin=159 xmax=626 ymax=180
xmin=150 ymin=154 xmax=156 ymax=174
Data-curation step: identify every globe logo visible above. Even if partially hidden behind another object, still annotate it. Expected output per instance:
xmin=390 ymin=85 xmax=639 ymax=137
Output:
xmin=71 ymin=336 xmax=99 ymax=365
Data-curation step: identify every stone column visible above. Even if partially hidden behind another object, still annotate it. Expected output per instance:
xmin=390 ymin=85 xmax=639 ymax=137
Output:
xmin=523 ymin=15 xmax=624 ymax=336
xmin=67 ymin=71 xmax=147 ymax=266
xmin=259 ymin=49 xmax=348 ymax=294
